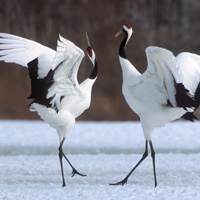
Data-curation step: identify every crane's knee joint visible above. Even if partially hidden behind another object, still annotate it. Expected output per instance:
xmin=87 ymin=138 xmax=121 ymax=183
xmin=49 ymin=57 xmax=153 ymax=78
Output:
xmin=58 ymin=147 xmax=63 ymax=159
xmin=151 ymin=151 xmax=155 ymax=158
xmin=143 ymin=151 xmax=148 ymax=158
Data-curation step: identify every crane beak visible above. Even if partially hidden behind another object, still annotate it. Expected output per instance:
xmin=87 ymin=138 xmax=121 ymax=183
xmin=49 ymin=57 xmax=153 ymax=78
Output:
xmin=115 ymin=30 xmax=123 ymax=38
xmin=85 ymin=32 xmax=91 ymax=47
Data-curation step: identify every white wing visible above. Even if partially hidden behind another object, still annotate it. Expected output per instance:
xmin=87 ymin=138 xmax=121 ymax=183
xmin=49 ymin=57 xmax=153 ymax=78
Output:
xmin=0 ymin=33 xmax=56 ymax=78
xmin=146 ymin=46 xmax=180 ymax=107
xmin=47 ymin=35 xmax=85 ymax=110
xmin=130 ymin=46 xmax=186 ymax=107
xmin=175 ymin=52 xmax=200 ymax=96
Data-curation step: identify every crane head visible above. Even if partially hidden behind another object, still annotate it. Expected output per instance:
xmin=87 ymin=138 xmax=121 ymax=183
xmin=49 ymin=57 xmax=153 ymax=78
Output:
xmin=115 ymin=23 xmax=132 ymax=38
xmin=85 ymin=32 xmax=95 ymax=64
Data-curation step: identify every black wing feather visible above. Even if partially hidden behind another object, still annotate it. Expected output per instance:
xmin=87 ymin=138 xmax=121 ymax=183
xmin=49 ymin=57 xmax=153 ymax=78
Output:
xmin=27 ymin=58 xmax=54 ymax=108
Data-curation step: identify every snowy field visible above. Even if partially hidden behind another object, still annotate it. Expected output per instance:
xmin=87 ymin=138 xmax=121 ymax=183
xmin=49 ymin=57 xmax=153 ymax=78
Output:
xmin=0 ymin=120 xmax=200 ymax=200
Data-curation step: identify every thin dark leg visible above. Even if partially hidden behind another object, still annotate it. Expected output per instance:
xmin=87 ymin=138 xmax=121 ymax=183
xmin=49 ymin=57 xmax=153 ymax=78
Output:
xmin=149 ymin=140 xmax=157 ymax=187
xmin=58 ymin=139 xmax=66 ymax=187
xmin=62 ymin=152 xmax=87 ymax=177
xmin=110 ymin=141 xmax=148 ymax=186
xmin=58 ymin=138 xmax=86 ymax=187
xmin=59 ymin=138 xmax=86 ymax=177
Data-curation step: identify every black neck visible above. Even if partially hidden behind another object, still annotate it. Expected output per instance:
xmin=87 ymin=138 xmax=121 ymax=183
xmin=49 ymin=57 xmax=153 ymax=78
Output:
xmin=119 ymin=30 xmax=128 ymax=59
xmin=89 ymin=59 xmax=98 ymax=79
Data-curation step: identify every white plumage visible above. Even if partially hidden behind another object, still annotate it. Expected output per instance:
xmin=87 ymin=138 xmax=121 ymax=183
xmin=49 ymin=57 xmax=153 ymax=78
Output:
xmin=111 ymin=23 xmax=200 ymax=187
xmin=0 ymin=33 xmax=55 ymax=75
xmin=0 ymin=32 xmax=98 ymax=187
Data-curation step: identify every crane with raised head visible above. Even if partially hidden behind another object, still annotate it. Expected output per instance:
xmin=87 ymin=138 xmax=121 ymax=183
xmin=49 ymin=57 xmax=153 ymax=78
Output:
xmin=0 ymin=32 xmax=98 ymax=187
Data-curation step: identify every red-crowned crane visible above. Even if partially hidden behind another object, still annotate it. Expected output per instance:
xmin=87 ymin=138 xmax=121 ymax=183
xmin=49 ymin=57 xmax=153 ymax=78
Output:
xmin=111 ymin=23 xmax=200 ymax=187
xmin=0 ymin=32 xmax=98 ymax=187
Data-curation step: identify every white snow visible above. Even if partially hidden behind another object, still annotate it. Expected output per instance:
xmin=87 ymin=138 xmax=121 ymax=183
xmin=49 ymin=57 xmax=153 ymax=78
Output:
xmin=0 ymin=120 xmax=200 ymax=200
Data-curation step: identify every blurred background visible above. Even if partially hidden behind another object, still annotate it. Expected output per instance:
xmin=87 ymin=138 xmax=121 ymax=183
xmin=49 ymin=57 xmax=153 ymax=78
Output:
xmin=0 ymin=0 xmax=200 ymax=121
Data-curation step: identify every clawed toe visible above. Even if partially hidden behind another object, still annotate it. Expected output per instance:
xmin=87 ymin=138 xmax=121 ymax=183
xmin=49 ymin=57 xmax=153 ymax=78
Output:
xmin=71 ymin=168 xmax=87 ymax=177
xmin=109 ymin=178 xmax=128 ymax=186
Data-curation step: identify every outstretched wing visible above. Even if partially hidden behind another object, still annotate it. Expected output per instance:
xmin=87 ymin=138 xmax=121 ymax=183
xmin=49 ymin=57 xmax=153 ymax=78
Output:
xmin=0 ymin=33 xmax=56 ymax=78
xmin=130 ymin=46 xmax=195 ymax=109
xmin=46 ymin=35 xmax=85 ymax=111
xmin=145 ymin=46 xmax=179 ymax=107
xmin=176 ymin=52 xmax=200 ymax=111
xmin=176 ymin=52 xmax=200 ymax=96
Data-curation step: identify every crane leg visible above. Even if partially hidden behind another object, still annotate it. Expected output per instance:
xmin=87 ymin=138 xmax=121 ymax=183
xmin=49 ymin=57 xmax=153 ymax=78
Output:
xmin=58 ymin=139 xmax=66 ymax=187
xmin=149 ymin=140 xmax=157 ymax=187
xmin=58 ymin=138 xmax=86 ymax=187
xmin=62 ymin=151 xmax=87 ymax=177
xmin=110 ymin=141 xmax=148 ymax=186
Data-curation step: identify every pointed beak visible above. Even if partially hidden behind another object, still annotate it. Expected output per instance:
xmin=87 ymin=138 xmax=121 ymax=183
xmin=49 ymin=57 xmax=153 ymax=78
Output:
xmin=85 ymin=32 xmax=91 ymax=47
xmin=115 ymin=30 xmax=123 ymax=38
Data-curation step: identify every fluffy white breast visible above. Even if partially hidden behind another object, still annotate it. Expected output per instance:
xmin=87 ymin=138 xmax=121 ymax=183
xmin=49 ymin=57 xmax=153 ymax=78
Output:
xmin=60 ymin=78 xmax=95 ymax=118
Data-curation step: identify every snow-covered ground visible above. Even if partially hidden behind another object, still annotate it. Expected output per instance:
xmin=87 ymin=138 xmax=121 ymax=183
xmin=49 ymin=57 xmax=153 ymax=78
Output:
xmin=0 ymin=120 xmax=200 ymax=200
